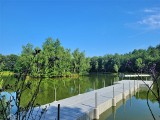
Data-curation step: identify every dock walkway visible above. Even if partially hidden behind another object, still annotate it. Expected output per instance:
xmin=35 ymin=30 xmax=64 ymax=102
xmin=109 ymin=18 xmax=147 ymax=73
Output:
xmin=124 ymin=74 xmax=150 ymax=77
xmin=33 ymin=80 xmax=152 ymax=120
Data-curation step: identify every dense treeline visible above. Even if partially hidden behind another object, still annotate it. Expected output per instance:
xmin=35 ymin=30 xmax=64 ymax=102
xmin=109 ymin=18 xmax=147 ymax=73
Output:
xmin=90 ymin=45 xmax=160 ymax=73
xmin=0 ymin=37 xmax=160 ymax=77
xmin=0 ymin=38 xmax=90 ymax=77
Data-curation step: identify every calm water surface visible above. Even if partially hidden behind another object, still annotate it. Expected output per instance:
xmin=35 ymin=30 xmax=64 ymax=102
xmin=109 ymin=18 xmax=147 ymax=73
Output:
xmin=30 ymin=74 xmax=120 ymax=105
xmin=2 ymin=74 xmax=158 ymax=119
xmin=100 ymin=89 xmax=160 ymax=120
xmin=2 ymin=74 xmax=119 ymax=106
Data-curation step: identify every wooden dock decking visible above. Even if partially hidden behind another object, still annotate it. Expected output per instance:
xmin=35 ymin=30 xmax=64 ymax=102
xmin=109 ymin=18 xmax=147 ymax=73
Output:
xmin=32 ymin=80 xmax=152 ymax=120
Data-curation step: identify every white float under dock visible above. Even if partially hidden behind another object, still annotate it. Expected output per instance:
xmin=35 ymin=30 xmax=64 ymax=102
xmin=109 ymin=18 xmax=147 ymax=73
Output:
xmin=32 ymin=80 xmax=152 ymax=120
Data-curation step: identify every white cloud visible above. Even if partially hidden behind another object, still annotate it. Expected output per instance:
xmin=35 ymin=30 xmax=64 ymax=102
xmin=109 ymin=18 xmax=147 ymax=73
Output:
xmin=126 ymin=7 xmax=160 ymax=30
xmin=144 ymin=9 xmax=156 ymax=13
xmin=138 ymin=14 xmax=160 ymax=29
xmin=143 ymin=7 xmax=160 ymax=13
xmin=136 ymin=7 xmax=160 ymax=29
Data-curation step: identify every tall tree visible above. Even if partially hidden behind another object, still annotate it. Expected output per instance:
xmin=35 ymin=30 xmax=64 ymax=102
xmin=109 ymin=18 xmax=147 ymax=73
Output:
xmin=14 ymin=43 xmax=34 ymax=73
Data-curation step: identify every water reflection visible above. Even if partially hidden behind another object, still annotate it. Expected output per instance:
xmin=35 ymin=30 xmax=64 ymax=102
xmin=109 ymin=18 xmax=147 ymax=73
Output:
xmin=1 ymin=74 xmax=156 ymax=119
xmin=1 ymin=74 xmax=119 ymax=106
xmin=99 ymin=87 xmax=160 ymax=120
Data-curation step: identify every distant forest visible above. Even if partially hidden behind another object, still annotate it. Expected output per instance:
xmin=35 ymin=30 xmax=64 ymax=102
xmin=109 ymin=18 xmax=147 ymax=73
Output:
xmin=0 ymin=38 xmax=160 ymax=77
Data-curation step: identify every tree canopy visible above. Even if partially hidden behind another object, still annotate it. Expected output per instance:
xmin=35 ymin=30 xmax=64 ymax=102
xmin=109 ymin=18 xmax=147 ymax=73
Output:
xmin=0 ymin=37 xmax=160 ymax=77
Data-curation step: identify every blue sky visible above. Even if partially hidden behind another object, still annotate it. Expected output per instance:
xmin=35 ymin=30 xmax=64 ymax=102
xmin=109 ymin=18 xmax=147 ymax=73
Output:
xmin=0 ymin=0 xmax=160 ymax=57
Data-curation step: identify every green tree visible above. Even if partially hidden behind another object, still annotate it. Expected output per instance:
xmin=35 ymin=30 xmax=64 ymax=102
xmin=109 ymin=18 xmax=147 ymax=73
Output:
xmin=42 ymin=38 xmax=56 ymax=77
xmin=113 ymin=64 xmax=119 ymax=73
xmin=14 ymin=43 xmax=34 ymax=74
xmin=135 ymin=58 xmax=144 ymax=70
xmin=0 ymin=54 xmax=5 ymax=71
xmin=72 ymin=49 xmax=90 ymax=75
xmin=4 ymin=54 xmax=18 ymax=71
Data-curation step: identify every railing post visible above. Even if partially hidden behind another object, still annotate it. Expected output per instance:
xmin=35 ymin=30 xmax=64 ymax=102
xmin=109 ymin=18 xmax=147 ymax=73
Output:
xmin=57 ymin=104 xmax=60 ymax=120
xmin=123 ymin=83 xmax=126 ymax=99
xmin=113 ymin=87 xmax=115 ymax=98
xmin=134 ymin=80 xmax=136 ymax=90
xmin=137 ymin=80 xmax=139 ymax=89
xmin=123 ymin=83 xmax=124 ymax=93
xmin=134 ymin=80 xmax=136 ymax=95
xmin=95 ymin=92 xmax=97 ymax=107
xmin=112 ymin=87 xmax=116 ymax=106
xmin=94 ymin=92 xmax=99 ymax=119
xmin=129 ymin=81 xmax=131 ymax=95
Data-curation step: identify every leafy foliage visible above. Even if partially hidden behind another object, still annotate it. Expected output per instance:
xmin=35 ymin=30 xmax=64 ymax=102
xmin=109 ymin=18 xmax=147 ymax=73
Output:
xmin=0 ymin=38 xmax=160 ymax=76
xmin=89 ymin=44 xmax=160 ymax=73
xmin=0 ymin=50 xmax=47 ymax=120
xmin=10 ymin=38 xmax=90 ymax=77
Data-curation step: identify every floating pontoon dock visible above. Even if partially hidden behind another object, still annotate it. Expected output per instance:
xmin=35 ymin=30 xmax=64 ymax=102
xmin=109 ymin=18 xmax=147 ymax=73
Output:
xmin=124 ymin=74 xmax=150 ymax=77
xmin=33 ymin=80 xmax=152 ymax=120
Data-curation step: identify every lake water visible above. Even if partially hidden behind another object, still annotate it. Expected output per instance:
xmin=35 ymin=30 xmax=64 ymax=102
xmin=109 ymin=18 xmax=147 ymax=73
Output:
xmin=100 ymin=89 xmax=160 ymax=120
xmin=23 ymin=74 xmax=120 ymax=105
xmin=1 ymin=73 xmax=159 ymax=120
xmin=1 ymin=74 xmax=119 ymax=107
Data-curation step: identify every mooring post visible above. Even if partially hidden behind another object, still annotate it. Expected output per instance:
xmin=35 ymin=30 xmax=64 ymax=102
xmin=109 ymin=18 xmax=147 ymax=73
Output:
xmin=113 ymin=86 xmax=115 ymax=98
xmin=123 ymin=83 xmax=126 ymax=99
xmin=123 ymin=98 xmax=126 ymax=114
xmin=79 ymin=84 xmax=81 ymax=95
xmin=123 ymin=83 xmax=124 ymax=93
xmin=94 ymin=92 xmax=99 ymax=119
xmin=134 ymin=80 xmax=136 ymax=90
xmin=129 ymin=81 xmax=131 ymax=95
xmin=138 ymin=86 xmax=139 ymax=97
xmin=130 ymin=95 xmax=132 ymax=107
xmin=134 ymin=80 xmax=136 ymax=95
xmin=95 ymin=92 xmax=97 ymax=107
xmin=57 ymin=104 xmax=60 ymax=120
xmin=112 ymin=106 xmax=116 ymax=120
xmin=112 ymin=87 xmax=116 ymax=106
xmin=137 ymin=80 xmax=139 ymax=89
xmin=55 ymin=88 xmax=57 ymax=102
